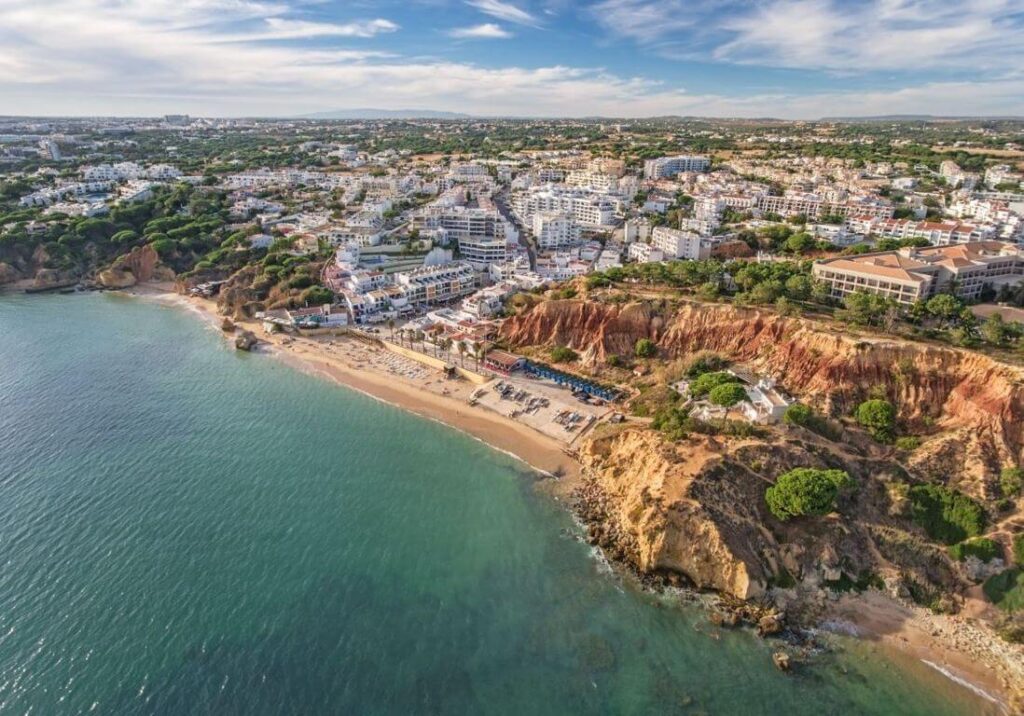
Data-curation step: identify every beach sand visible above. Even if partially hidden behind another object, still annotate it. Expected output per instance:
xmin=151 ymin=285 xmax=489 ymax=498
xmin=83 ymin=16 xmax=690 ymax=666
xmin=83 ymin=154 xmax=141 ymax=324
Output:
xmin=128 ymin=284 xmax=581 ymax=484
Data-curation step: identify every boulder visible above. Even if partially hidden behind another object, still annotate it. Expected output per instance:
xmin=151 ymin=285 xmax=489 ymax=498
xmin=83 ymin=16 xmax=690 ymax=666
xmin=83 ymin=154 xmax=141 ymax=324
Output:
xmin=756 ymin=613 xmax=785 ymax=637
xmin=772 ymin=651 xmax=791 ymax=672
xmin=221 ymin=317 xmax=236 ymax=333
xmin=235 ymin=330 xmax=258 ymax=351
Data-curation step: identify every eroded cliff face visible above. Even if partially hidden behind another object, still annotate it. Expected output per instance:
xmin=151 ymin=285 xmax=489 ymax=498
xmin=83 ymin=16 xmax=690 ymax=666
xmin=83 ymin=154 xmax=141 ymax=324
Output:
xmin=502 ymin=300 xmax=1024 ymax=473
xmin=576 ymin=426 xmax=964 ymax=603
xmin=97 ymin=245 xmax=175 ymax=288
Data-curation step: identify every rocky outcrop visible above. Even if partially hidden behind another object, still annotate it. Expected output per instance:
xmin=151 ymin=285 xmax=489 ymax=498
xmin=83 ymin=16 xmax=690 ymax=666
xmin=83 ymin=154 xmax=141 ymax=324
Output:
xmin=574 ymin=424 xmax=973 ymax=602
xmin=502 ymin=300 xmax=1024 ymax=473
xmin=0 ymin=262 xmax=23 ymax=285
xmin=97 ymin=245 xmax=174 ymax=288
xmin=234 ymin=330 xmax=258 ymax=351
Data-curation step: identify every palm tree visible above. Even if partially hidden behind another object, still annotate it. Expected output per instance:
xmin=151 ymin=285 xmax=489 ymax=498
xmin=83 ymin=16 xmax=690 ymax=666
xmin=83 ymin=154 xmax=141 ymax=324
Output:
xmin=457 ymin=342 xmax=467 ymax=367
xmin=387 ymin=318 xmax=395 ymax=341
xmin=415 ymin=330 xmax=425 ymax=353
xmin=470 ymin=341 xmax=481 ymax=370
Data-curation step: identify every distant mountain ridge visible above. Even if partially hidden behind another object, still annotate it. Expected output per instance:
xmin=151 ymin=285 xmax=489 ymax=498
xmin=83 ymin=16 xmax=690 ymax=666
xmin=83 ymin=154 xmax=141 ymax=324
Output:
xmin=300 ymin=108 xmax=472 ymax=120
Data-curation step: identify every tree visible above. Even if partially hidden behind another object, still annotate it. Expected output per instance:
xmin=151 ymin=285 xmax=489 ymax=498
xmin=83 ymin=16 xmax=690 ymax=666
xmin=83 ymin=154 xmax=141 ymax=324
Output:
xmin=765 ymin=468 xmax=855 ymax=521
xmin=689 ymin=371 xmax=740 ymax=398
xmin=1001 ymin=467 xmax=1023 ymax=498
xmin=634 ymin=338 xmax=657 ymax=358
xmin=708 ymin=382 xmax=748 ymax=407
xmin=981 ymin=314 xmax=1009 ymax=346
xmin=926 ymin=293 xmax=963 ymax=323
xmin=550 ymin=345 xmax=578 ymax=363
xmin=301 ymin=286 xmax=333 ymax=306
xmin=856 ymin=399 xmax=897 ymax=443
xmin=783 ymin=404 xmax=814 ymax=427
xmin=909 ymin=484 xmax=985 ymax=544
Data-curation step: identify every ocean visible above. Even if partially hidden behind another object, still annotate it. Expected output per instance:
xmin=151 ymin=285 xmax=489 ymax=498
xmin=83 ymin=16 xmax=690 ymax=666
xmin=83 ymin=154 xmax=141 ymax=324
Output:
xmin=0 ymin=292 xmax=997 ymax=715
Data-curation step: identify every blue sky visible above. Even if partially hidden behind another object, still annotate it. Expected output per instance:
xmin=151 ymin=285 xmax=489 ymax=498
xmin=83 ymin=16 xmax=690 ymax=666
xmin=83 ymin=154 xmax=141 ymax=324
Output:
xmin=1 ymin=0 xmax=1022 ymax=118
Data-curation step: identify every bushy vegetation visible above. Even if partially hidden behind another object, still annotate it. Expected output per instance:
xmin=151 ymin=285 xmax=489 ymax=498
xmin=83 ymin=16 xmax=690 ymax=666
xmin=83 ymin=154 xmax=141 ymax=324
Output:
xmin=948 ymin=538 xmax=1000 ymax=563
xmin=1014 ymin=533 xmax=1024 ymax=565
xmin=856 ymin=399 xmax=897 ymax=443
xmin=683 ymin=351 xmax=729 ymax=378
xmin=984 ymin=568 xmax=1024 ymax=613
xmin=1001 ymin=467 xmax=1023 ymax=498
xmin=909 ymin=484 xmax=986 ymax=544
xmin=688 ymin=371 xmax=740 ymax=398
xmin=550 ymin=345 xmax=578 ymax=363
xmin=708 ymin=382 xmax=748 ymax=407
xmin=782 ymin=403 xmax=840 ymax=440
xmin=765 ymin=467 xmax=855 ymax=521
xmin=633 ymin=338 xmax=657 ymax=358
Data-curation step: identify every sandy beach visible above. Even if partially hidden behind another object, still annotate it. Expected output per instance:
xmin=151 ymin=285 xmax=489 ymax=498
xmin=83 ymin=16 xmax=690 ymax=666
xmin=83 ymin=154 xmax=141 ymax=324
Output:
xmin=123 ymin=283 xmax=1021 ymax=713
xmin=127 ymin=284 xmax=582 ymax=484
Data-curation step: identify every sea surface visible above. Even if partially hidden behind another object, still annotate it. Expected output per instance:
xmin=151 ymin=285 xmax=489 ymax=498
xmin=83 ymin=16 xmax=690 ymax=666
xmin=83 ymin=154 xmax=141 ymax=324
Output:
xmin=0 ymin=292 xmax=999 ymax=715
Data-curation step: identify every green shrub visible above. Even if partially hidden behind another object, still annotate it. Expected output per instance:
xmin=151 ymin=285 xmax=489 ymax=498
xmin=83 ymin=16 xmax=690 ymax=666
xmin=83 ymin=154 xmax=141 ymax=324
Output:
xmin=550 ymin=346 xmax=578 ymax=363
xmin=909 ymin=484 xmax=985 ymax=545
xmin=983 ymin=568 xmax=1024 ymax=613
xmin=708 ymin=382 xmax=748 ymax=407
xmin=948 ymin=538 xmax=1000 ymax=563
xmin=894 ymin=436 xmax=921 ymax=451
xmin=856 ymin=399 xmax=897 ymax=443
xmin=783 ymin=404 xmax=813 ymax=427
xmin=634 ymin=338 xmax=657 ymax=358
xmin=1014 ymin=533 xmax=1024 ymax=565
xmin=689 ymin=371 xmax=740 ymax=398
xmin=1001 ymin=467 xmax=1023 ymax=497
xmin=765 ymin=468 xmax=855 ymax=521
xmin=684 ymin=351 xmax=728 ymax=377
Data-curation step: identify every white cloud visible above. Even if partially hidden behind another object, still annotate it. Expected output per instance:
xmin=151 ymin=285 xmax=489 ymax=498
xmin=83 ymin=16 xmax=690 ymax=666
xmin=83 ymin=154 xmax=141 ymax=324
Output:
xmin=247 ymin=18 xmax=399 ymax=40
xmin=448 ymin=23 xmax=514 ymax=38
xmin=0 ymin=0 xmax=1022 ymax=118
xmin=593 ymin=0 xmax=1024 ymax=73
xmin=465 ymin=0 xmax=538 ymax=26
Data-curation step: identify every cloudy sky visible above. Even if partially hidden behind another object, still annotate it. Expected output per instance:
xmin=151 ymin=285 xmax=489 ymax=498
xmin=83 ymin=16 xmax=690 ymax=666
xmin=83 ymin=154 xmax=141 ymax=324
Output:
xmin=1 ymin=0 xmax=1022 ymax=118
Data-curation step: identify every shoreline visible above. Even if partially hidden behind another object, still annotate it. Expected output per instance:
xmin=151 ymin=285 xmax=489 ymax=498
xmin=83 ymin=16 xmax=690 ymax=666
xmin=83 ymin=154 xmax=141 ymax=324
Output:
xmin=125 ymin=284 xmax=582 ymax=487
xmin=121 ymin=283 xmax=1019 ymax=713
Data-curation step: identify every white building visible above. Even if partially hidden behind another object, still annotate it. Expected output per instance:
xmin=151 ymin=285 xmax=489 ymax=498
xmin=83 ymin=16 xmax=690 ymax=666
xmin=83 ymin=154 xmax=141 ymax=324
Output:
xmin=643 ymin=155 xmax=710 ymax=179
xmin=532 ymin=212 xmax=581 ymax=250
xmin=628 ymin=243 xmax=664 ymax=263
xmin=651 ymin=226 xmax=711 ymax=260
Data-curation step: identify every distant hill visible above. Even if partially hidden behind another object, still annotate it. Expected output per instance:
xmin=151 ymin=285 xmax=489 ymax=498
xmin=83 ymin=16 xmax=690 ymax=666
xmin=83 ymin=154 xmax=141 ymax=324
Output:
xmin=300 ymin=109 xmax=472 ymax=120
xmin=821 ymin=114 xmax=1024 ymax=122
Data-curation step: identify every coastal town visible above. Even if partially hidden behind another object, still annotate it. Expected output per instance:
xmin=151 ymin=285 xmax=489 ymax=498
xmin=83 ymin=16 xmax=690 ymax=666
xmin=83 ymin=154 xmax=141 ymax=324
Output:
xmin=3 ymin=114 xmax=1024 ymax=709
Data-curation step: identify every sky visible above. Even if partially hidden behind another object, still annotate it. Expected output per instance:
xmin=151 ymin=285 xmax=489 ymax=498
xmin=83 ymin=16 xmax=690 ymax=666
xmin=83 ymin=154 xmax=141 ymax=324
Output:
xmin=1 ymin=0 xmax=1023 ymax=119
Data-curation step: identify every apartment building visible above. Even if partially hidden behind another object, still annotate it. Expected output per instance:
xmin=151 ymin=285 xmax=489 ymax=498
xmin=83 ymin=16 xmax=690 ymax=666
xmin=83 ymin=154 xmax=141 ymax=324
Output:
xmin=651 ymin=226 xmax=711 ymax=260
xmin=757 ymin=193 xmax=894 ymax=220
xmin=812 ymin=241 xmax=1024 ymax=304
xmin=846 ymin=216 xmax=994 ymax=245
xmin=532 ymin=211 xmax=580 ymax=250
xmin=394 ymin=262 xmax=478 ymax=306
xmin=643 ymin=155 xmax=710 ymax=179
xmin=512 ymin=186 xmax=615 ymax=227
xmin=627 ymin=242 xmax=664 ymax=264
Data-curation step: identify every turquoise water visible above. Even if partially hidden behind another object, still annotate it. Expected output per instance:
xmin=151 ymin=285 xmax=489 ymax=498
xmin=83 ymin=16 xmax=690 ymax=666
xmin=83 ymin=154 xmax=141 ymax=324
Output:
xmin=0 ymin=293 xmax=996 ymax=715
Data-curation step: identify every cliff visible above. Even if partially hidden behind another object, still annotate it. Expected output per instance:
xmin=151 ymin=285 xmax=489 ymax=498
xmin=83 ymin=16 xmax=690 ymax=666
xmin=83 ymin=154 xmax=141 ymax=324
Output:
xmin=501 ymin=300 xmax=1024 ymax=478
xmin=96 ymin=245 xmax=175 ymax=289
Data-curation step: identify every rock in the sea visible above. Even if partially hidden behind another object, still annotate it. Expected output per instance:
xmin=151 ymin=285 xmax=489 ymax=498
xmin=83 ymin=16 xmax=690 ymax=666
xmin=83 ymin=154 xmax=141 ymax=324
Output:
xmin=757 ymin=613 xmax=785 ymax=637
xmin=221 ymin=317 xmax=236 ymax=333
xmin=772 ymin=651 xmax=791 ymax=672
xmin=235 ymin=330 xmax=258 ymax=351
